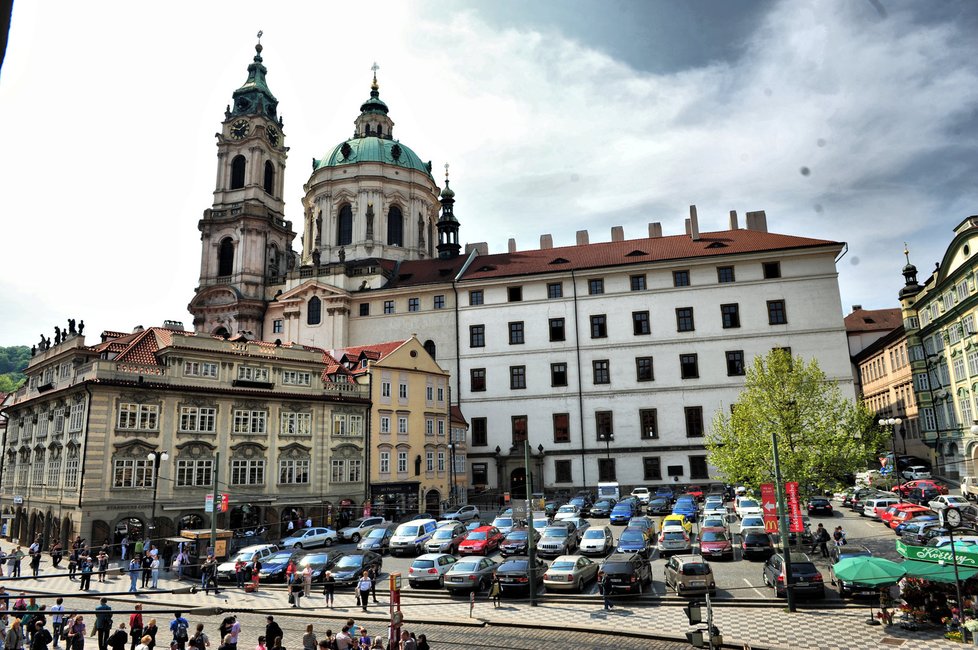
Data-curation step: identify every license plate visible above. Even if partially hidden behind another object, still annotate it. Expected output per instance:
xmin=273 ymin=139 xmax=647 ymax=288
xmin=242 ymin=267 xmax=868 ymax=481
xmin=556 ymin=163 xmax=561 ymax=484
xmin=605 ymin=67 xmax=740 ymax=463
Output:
xmin=612 ymin=578 xmax=625 ymax=583
xmin=450 ymin=577 xmax=463 ymax=582
xmin=691 ymin=581 xmax=705 ymax=587
xmin=796 ymin=581 xmax=808 ymax=586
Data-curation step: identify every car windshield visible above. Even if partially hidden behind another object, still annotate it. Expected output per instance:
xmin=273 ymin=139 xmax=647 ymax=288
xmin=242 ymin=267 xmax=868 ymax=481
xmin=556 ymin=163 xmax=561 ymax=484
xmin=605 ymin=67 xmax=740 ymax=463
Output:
xmin=346 ymin=519 xmax=365 ymax=528
xmin=663 ymin=532 xmax=686 ymax=540
xmin=681 ymin=563 xmax=711 ymax=576
xmin=745 ymin=533 xmax=770 ymax=543
xmin=627 ymin=519 xmax=649 ymax=528
xmin=550 ymin=561 xmax=576 ymax=571
xmin=793 ymin=562 xmax=819 ymax=575
xmin=650 ymin=499 xmax=668 ymax=506
xmin=569 ymin=498 xmax=585 ymax=507
xmin=232 ymin=550 xmax=258 ymax=562
xmin=366 ymin=528 xmax=388 ymax=539
xmin=742 ymin=517 xmax=763 ymax=527
xmin=544 ymin=527 xmax=568 ymax=538
xmin=740 ymin=500 xmax=758 ymax=508
xmin=335 ymin=555 xmax=364 ymax=569
xmin=432 ymin=529 xmax=454 ymax=540
xmin=701 ymin=531 xmax=728 ymax=542
xmin=506 ymin=531 xmax=528 ymax=541
xmin=499 ymin=561 xmax=528 ymax=572
xmin=620 ymin=531 xmax=644 ymax=542
xmin=602 ymin=562 xmax=633 ymax=573
xmin=467 ymin=532 xmax=487 ymax=541
xmin=299 ymin=553 xmax=330 ymax=565
xmin=703 ymin=518 xmax=723 ymax=527
xmin=595 ymin=500 xmax=613 ymax=508
xmin=412 ymin=560 xmax=434 ymax=569
xmin=493 ymin=518 xmax=513 ymax=527
xmin=532 ymin=520 xmax=548 ymax=529
xmin=583 ymin=529 xmax=606 ymax=539
xmin=267 ymin=551 xmax=293 ymax=564
xmin=558 ymin=506 xmax=576 ymax=513
xmin=453 ymin=561 xmax=479 ymax=572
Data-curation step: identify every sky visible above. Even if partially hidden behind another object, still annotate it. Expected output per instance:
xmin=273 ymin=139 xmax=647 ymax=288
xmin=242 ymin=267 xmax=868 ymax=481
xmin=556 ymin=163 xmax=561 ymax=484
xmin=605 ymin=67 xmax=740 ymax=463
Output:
xmin=0 ymin=0 xmax=976 ymax=347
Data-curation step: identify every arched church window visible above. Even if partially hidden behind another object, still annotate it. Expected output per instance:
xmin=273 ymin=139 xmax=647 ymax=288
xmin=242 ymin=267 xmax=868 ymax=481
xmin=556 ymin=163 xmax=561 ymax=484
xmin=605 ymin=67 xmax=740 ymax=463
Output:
xmin=218 ymin=238 xmax=234 ymax=277
xmin=263 ymin=160 xmax=274 ymax=194
xmin=337 ymin=204 xmax=353 ymax=246
xmin=423 ymin=340 xmax=436 ymax=359
xmin=387 ymin=206 xmax=403 ymax=247
xmin=230 ymin=155 xmax=247 ymax=189
xmin=307 ymin=296 xmax=322 ymax=326
xmin=377 ymin=125 xmax=383 ymax=137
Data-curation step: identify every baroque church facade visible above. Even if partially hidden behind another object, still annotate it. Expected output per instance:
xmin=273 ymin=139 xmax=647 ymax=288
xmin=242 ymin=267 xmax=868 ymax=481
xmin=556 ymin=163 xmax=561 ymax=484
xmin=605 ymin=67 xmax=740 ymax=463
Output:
xmin=189 ymin=42 xmax=856 ymax=495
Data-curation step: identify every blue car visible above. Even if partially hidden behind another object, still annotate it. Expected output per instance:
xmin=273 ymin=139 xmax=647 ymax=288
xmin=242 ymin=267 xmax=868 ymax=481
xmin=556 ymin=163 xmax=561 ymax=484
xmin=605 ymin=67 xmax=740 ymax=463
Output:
xmin=610 ymin=502 xmax=638 ymax=525
xmin=672 ymin=498 xmax=698 ymax=523
xmin=616 ymin=528 xmax=653 ymax=558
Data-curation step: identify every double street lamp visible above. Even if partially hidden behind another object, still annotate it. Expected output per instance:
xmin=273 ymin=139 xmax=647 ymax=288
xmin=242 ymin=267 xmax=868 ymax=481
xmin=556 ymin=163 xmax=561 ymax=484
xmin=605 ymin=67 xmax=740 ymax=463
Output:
xmin=879 ymin=417 xmax=902 ymax=502
xmin=146 ymin=451 xmax=169 ymax=541
xmin=598 ymin=432 xmax=614 ymax=459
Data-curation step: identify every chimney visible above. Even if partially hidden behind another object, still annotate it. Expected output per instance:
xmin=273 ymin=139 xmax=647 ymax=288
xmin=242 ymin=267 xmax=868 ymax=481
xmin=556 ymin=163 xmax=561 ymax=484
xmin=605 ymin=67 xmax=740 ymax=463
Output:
xmin=465 ymin=242 xmax=489 ymax=255
xmin=729 ymin=210 xmax=739 ymax=230
xmin=648 ymin=222 xmax=662 ymax=238
xmin=745 ymin=210 xmax=768 ymax=232
xmin=685 ymin=219 xmax=691 ymax=236
xmin=540 ymin=234 xmax=553 ymax=249
xmin=508 ymin=238 xmax=517 ymax=253
xmin=576 ymin=230 xmax=589 ymax=245
xmin=162 ymin=320 xmax=185 ymax=331
xmin=132 ymin=325 xmax=144 ymax=334
xmin=852 ymin=305 xmax=863 ymax=311
xmin=689 ymin=205 xmax=700 ymax=241
xmin=611 ymin=226 xmax=624 ymax=242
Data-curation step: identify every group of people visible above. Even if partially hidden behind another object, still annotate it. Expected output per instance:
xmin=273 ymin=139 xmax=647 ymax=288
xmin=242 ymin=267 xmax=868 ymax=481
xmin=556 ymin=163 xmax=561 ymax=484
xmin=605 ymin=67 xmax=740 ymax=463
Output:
xmin=810 ymin=523 xmax=847 ymax=558
xmin=267 ymin=615 xmax=430 ymax=650
xmin=281 ymin=562 xmax=379 ymax=613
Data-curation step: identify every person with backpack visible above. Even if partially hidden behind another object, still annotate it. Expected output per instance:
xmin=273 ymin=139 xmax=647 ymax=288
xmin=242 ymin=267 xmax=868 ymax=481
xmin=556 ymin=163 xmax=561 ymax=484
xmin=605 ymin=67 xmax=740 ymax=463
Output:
xmin=31 ymin=620 xmax=52 ymax=650
xmin=169 ymin=615 xmax=189 ymax=650
xmin=188 ymin=624 xmax=208 ymax=650
xmin=49 ymin=598 xmax=65 ymax=650
xmin=106 ymin=625 xmax=127 ymax=650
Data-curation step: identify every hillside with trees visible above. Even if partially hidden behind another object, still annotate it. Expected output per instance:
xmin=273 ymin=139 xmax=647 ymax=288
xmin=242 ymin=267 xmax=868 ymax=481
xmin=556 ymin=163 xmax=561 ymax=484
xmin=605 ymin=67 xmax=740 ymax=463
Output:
xmin=0 ymin=346 xmax=30 ymax=393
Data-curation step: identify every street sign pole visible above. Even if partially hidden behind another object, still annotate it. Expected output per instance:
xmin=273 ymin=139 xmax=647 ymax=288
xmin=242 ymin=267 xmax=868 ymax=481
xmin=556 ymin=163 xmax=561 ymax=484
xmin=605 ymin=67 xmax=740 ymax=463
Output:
xmin=524 ymin=440 xmax=538 ymax=607
xmin=771 ymin=434 xmax=796 ymax=613
xmin=209 ymin=452 xmax=220 ymax=556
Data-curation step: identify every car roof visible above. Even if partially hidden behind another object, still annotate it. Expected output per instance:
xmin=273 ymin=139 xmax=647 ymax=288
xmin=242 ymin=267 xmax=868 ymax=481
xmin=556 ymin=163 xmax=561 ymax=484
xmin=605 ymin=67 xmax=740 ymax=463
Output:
xmin=551 ymin=554 xmax=584 ymax=562
xmin=700 ymin=527 xmax=727 ymax=533
xmin=604 ymin=552 xmax=641 ymax=561
xmin=471 ymin=525 xmax=494 ymax=532
xmin=673 ymin=554 xmax=707 ymax=563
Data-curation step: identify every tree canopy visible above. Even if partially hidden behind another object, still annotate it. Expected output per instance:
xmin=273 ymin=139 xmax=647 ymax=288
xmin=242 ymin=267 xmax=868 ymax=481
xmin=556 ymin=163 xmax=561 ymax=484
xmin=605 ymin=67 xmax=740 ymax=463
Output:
xmin=706 ymin=349 xmax=883 ymax=492
xmin=0 ymin=345 xmax=30 ymax=393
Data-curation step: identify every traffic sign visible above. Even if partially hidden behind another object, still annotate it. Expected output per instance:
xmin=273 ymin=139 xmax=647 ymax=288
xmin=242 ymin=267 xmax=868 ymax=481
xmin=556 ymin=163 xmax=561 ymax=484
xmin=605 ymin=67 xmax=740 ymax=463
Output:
xmin=785 ymin=482 xmax=803 ymax=533
xmin=760 ymin=483 xmax=779 ymax=533
xmin=511 ymin=499 xmax=529 ymax=521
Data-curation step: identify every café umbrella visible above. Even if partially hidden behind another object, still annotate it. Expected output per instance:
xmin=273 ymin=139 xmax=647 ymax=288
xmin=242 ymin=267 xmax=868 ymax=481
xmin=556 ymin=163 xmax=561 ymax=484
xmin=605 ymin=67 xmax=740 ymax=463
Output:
xmin=833 ymin=556 xmax=906 ymax=627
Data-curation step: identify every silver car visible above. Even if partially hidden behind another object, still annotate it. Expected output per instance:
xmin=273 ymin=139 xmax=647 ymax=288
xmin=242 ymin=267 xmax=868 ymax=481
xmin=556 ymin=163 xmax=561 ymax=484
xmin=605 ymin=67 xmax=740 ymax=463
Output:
xmin=443 ymin=556 xmax=498 ymax=592
xmin=579 ymin=526 xmax=615 ymax=557
xmin=425 ymin=522 xmax=468 ymax=554
xmin=543 ymin=554 xmax=600 ymax=592
xmin=537 ymin=525 xmax=578 ymax=558
xmin=338 ymin=516 xmax=389 ymax=543
xmin=658 ymin=529 xmax=693 ymax=556
xmin=357 ymin=525 xmax=395 ymax=553
xmin=408 ymin=553 xmax=458 ymax=588
xmin=442 ymin=505 xmax=480 ymax=522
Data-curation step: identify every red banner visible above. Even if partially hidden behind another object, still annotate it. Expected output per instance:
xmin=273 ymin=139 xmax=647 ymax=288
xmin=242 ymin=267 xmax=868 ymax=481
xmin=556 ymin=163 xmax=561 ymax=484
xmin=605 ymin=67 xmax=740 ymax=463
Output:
xmin=760 ymin=483 xmax=779 ymax=533
xmin=785 ymin=481 xmax=803 ymax=533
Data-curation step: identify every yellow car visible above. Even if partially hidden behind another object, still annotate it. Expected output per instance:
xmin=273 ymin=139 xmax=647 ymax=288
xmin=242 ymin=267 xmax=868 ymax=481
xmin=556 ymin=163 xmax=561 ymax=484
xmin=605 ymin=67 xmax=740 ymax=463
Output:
xmin=662 ymin=514 xmax=693 ymax=534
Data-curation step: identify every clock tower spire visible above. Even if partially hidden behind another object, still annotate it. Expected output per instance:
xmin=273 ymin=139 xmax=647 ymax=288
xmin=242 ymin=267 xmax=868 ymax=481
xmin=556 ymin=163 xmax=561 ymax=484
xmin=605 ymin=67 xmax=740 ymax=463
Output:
xmin=188 ymin=35 xmax=296 ymax=339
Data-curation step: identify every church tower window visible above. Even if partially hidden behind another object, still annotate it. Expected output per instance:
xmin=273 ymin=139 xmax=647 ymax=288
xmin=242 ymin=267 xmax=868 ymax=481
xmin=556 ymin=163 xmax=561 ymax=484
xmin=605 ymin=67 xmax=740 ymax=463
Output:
xmin=218 ymin=238 xmax=235 ymax=277
xmin=263 ymin=160 xmax=274 ymax=194
xmin=307 ymin=296 xmax=322 ymax=325
xmin=230 ymin=155 xmax=247 ymax=189
xmin=337 ymin=204 xmax=353 ymax=246
xmin=387 ymin=206 xmax=403 ymax=247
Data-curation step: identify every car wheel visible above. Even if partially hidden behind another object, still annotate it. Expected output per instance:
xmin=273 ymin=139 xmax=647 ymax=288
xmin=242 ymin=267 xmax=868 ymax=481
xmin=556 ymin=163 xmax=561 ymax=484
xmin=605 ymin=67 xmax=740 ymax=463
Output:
xmin=638 ymin=580 xmax=643 ymax=595
xmin=294 ymin=543 xmax=303 ymax=549
xmin=324 ymin=538 xmax=334 ymax=547
xmin=351 ymin=533 xmax=361 ymax=543
xmin=438 ymin=575 xmax=444 ymax=588
xmin=762 ymin=573 xmax=769 ymax=587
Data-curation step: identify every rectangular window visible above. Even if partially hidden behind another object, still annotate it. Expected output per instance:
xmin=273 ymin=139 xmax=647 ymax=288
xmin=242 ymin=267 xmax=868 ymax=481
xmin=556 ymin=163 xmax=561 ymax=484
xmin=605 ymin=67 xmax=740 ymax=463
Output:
xmin=179 ymin=406 xmax=217 ymax=433
xmin=954 ymin=357 xmax=966 ymax=382
xmin=763 ymin=261 xmax=781 ymax=279
xmin=281 ymin=411 xmax=312 ymax=435
xmin=176 ymin=459 xmax=214 ymax=487
xmin=282 ymin=370 xmax=312 ymax=386
xmin=588 ymin=278 xmax=604 ymax=295
xmin=348 ymin=459 xmax=363 ymax=483
xmin=437 ymin=387 xmax=445 ymax=401
xmin=596 ymin=411 xmax=614 ymax=440
xmin=398 ymin=417 xmax=408 ymax=434
xmin=231 ymin=459 xmax=265 ymax=486
xmin=593 ymin=360 xmax=610 ymax=385
xmin=279 ymin=459 xmax=311 ymax=485
xmin=721 ymin=303 xmax=740 ymax=329
xmin=397 ymin=451 xmax=408 ymax=473
xmin=330 ymin=460 xmax=345 ymax=482
xmin=438 ymin=420 xmax=445 ymax=436
xmin=685 ymin=406 xmax=704 ymax=437
xmin=399 ymin=382 xmax=408 ymax=399
xmin=384 ymin=300 xmax=395 ymax=314
xmin=426 ymin=419 xmax=434 ymax=436
xmin=408 ymin=297 xmax=420 ymax=312
xmin=512 ymin=415 xmax=528 ymax=446
xmin=434 ymin=295 xmax=445 ymax=309
xmin=768 ymin=300 xmax=788 ymax=325
xmin=426 ymin=451 xmax=434 ymax=472
xmin=507 ymin=286 xmax=523 ymax=302
xmin=233 ymin=409 xmax=267 ymax=434
xmin=472 ymin=462 xmax=489 ymax=485
xmin=237 ymin=366 xmax=269 ymax=382
xmin=590 ymin=315 xmax=607 ymax=338
xmin=469 ymin=325 xmax=485 ymax=348
xmin=469 ymin=290 xmax=484 ymax=306
xmin=632 ymin=311 xmax=650 ymax=335
xmin=472 ymin=417 xmax=488 ymax=446
xmin=968 ymin=351 xmax=978 ymax=377
xmin=113 ymin=459 xmax=154 ymax=488
xmin=549 ymin=318 xmax=565 ymax=342
xmin=547 ymin=282 xmax=563 ymax=299
xmin=676 ymin=307 xmax=695 ymax=332
xmin=380 ymin=416 xmax=391 ymax=434
xmin=470 ymin=368 xmax=486 ymax=391
xmin=52 ymin=407 xmax=65 ymax=434
xmin=553 ymin=413 xmax=570 ymax=443
xmin=680 ymin=353 xmax=699 ymax=379
xmin=555 ymin=460 xmax=573 ymax=483
xmin=551 ymin=362 xmax=568 ymax=387
xmin=510 ymin=365 xmax=527 ymax=389
xmin=68 ymin=403 xmax=84 ymax=432
xmin=437 ymin=451 xmax=446 ymax=472
xmin=359 ymin=303 xmax=369 ymax=317
xmin=630 ymin=274 xmax=646 ymax=291
xmin=272 ymin=320 xmax=284 ymax=333
xmin=965 ymin=315 xmax=976 ymax=336
xmin=643 ymin=457 xmax=662 ymax=481
xmin=636 ymin=357 xmax=654 ymax=382
xmin=639 ymin=409 xmax=658 ymax=439
xmin=426 ymin=386 xmax=434 ymax=401
xmin=184 ymin=361 xmax=218 ymax=378
xmin=509 ymin=321 xmax=525 ymax=344
xmin=726 ymin=350 xmax=745 ymax=376
xmin=673 ymin=270 xmax=690 ymax=287
xmin=717 ymin=266 xmax=735 ymax=283
xmin=117 ymin=403 xmax=159 ymax=431
xmin=381 ymin=381 xmax=391 ymax=397
xmin=598 ymin=458 xmax=616 ymax=482
xmin=689 ymin=455 xmax=709 ymax=480
xmin=379 ymin=451 xmax=390 ymax=474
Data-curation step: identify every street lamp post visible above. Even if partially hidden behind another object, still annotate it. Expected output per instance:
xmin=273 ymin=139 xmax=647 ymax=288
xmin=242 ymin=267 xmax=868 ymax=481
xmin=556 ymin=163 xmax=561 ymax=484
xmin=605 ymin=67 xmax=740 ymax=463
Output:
xmin=448 ymin=442 xmax=455 ymax=508
xmin=598 ymin=432 xmax=614 ymax=459
xmin=146 ymin=451 xmax=169 ymax=543
xmin=879 ymin=418 xmax=903 ymax=502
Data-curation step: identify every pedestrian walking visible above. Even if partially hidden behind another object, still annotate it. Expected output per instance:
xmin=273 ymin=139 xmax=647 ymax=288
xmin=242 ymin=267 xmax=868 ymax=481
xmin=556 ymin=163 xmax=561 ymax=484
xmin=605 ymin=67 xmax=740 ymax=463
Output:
xmin=302 ymin=567 xmax=312 ymax=599
xmin=67 ymin=616 xmax=86 ymax=650
xmin=201 ymin=557 xmax=220 ymax=595
xmin=10 ymin=547 xmax=24 ymax=578
xmin=120 ymin=537 xmax=129 ymax=562
xmin=31 ymin=620 xmax=52 ymax=650
xmin=488 ymin=575 xmax=501 ymax=608
xmin=50 ymin=598 xmax=65 ymax=649
xmin=97 ymin=552 xmax=108 ymax=583
xmin=811 ymin=523 xmax=830 ymax=558
xmin=356 ymin=572 xmax=372 ymax=613
xmin=289 ymin=581 xmax=302 ymax=609
xmin=94 ymin=599 xmax=112 ymax=650
xmin=50 ymin=543 xmax=63 ymax=569
xmin=600 ymin=572 xmax=614 ymax=610
xmin=127 ymin=559 xmax=140 ymax=593
xmin=29 ymin=550 xmax=41 ymax=579
xmin=301 ymin=626 xmax=316 ymax=650
xmin=188 ymin=624 xmax=208 ymax=650
xmin=262 ymin=621 xmax=282 ymax=650
xmin=140 ymin=555 xmax=152 ymax=589
xmin=127 ymin=606 xmax=142 ymax=650
xmin=79 ymin=559 xmax=93 ymax=591
xmin=107 ymin=625 xmax=127 ymax=650
xmin=322 ymin=572 xmax=335 ymax=607
xmin=67 ymin=552 xmax=77 ymax=582
xmin=142 ymin=621 xmax=156 ymax=650
xmin=225 ymin=619 xmax=239 ymax=650
xmin=150 ymin=557 xmax=160 ymax=590
xmin=367 ymin=567 xmax=378 ymax=604
xmin=169 ymin=615 xmax=189 ymax=650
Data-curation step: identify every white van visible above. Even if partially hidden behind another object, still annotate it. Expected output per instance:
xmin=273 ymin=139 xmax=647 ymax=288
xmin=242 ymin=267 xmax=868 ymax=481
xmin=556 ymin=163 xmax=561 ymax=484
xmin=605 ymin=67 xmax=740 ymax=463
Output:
xmin=862 ymin=497 xmax=899 ymax=519
xmin=597 ymin=482 xmax=621 ymax=501
xmin=390 ymin=518 xmax=438 ymax=557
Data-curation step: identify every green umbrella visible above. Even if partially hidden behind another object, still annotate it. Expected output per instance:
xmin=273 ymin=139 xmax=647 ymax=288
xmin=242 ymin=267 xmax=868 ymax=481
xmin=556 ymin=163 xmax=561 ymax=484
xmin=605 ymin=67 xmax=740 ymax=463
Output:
xmin=833 ymin=556 xmax=907 ymax=586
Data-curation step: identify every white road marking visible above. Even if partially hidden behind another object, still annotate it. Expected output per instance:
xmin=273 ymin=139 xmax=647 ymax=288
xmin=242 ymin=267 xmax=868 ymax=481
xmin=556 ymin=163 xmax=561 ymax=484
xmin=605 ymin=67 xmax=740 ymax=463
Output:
xmin=744 ymin=577 xmax=767 ymax=598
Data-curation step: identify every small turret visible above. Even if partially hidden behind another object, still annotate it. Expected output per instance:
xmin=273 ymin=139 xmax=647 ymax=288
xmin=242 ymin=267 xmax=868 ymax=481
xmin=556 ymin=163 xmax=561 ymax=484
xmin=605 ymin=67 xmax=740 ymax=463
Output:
xmin=437 ymin=163 xmax=461 ymax=259
xmin=899 ymin=243 xmax=923 ymax=300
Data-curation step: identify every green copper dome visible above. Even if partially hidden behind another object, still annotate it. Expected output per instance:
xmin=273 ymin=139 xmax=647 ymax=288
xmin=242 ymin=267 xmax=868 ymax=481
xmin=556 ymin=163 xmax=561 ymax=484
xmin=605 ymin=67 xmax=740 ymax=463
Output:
xmin=314 ymin=137 xmax=433 ymax=177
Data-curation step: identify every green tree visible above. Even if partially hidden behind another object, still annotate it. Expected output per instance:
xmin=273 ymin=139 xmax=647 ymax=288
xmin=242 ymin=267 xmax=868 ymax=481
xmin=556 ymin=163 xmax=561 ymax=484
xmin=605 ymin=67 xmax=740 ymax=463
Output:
xmin=0 ymin=345 xmax=30 ymax=393
xmin=706 ymin=349 xmax=883 ymax=492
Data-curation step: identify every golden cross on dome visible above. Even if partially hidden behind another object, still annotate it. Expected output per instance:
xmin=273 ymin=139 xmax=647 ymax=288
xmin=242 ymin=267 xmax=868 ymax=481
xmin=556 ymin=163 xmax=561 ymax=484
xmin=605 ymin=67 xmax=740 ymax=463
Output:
xmin=371 ymin=62 xmax=380 ymax=90
xmin=444 ymin=163 xmax=450 ymax=181
xmin=904 ymin=242 xmax=910 ymax=264
xmin=257 ymin=30 xmax=263 ymax=43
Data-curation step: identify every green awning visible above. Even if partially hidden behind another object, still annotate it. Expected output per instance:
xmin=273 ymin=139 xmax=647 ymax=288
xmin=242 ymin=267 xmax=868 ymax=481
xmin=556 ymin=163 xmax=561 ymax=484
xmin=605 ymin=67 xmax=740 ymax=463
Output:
xmin=902 ymin=559 xmax=978 ymax=584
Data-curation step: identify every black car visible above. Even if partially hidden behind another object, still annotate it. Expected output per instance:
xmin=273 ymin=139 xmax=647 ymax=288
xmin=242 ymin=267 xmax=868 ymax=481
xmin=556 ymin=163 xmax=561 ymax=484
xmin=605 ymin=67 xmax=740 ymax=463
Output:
xmin=849 ymin=489 xmax=888 ymax=512
xmin=590 ymin=499 xmax=617 ymax=518
xmin=295 ymin=549 xmax=345 ymax=582
xmin=807 ymin=498 xmax=833 ymax=516
xmin=762 ymin=552 xmax=825 ymax=599
xmin=569 ymin=496 xmax=593 ymax=517
xmin=543 ymin=501 xmax=559 ymax=517
xmin=495 ymin=556 xmax=547 ymax=594
xmin=741 ymin=531 xmax=775 ymax=560
xmin=647 ymin=498 xmax=672 ymax=516
xmin=257 ymin=549 xmax=302 ymax=582
xmin=329 ymin=550 xmax=383 ymax=586
xmin=828 ymin=545 xmax=875 ymax=598
xmin=498 ymin=528 xmax=540 ymax=557
xmin=597 ymin=553 xmax=653 ymax=595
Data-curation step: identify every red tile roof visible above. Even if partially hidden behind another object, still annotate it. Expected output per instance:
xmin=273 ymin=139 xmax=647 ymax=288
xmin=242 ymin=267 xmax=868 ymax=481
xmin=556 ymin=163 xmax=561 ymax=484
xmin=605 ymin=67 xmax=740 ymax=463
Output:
xmin=844 ymin=308 xmax=903 ymax=334
xmin=450 ymin=405 xmax=468 ymax=426
xmin=333 ymin=340 xmax=409 ymax=366
xmin=386 ymin=257 xmax=471 ymax=288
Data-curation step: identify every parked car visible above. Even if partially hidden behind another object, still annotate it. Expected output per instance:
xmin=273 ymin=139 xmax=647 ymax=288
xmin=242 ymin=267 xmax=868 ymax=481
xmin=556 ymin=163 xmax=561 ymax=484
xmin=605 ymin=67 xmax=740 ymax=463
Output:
xmin=330 ymin=550 xmax=384 ymax=586
xmin=664 ymin=554 xmax=716 ymax=596
xmin=625 ymin=516 xmax=657 ymax=540
xmin=889 ymin=506 xmax=934 ymax=530
xmin=425 ymin=522 xmax=468 ymax=554
xmin=900 ymin=519 xmax=943 ymax=545
xmin=610 ymin=501 xmax=640 ymax=525
xmin=647 ymin=497 xmax=673 ymax=516
xmin=568 ymin=496 xmax=593 ymax=517
xmin=490 ymin=516 xmax=517 ymax=535
xmin=258 ymin=549 xmax=302 ymax=582
xmin=537 ymin=524 xmax=579 ymax=557
xmin=495 ymin=556 xmax=547 ymax=594
xmin=630 ymin=487 xmax=651 ymax=505
xmin=597 ymin=552 xmax=653 ymax=595
xmin=880 ymin=503 xmax=925 ymax=527
xmin=408 ymin=553 xmax=458 ymax=588
xmin=807 ymin=498 xmax=833 ymax=516
xmin=850 ymin=488 xmax=890 ymax=511
xmin=655 ymin=487 xmax=675 ymax=502
xmin=685 ymin=485 xmax=705 ymax=502
xmin=658 ymin=528 xmax=693 ymax=556
xmin=735 ymin=497 xmax=763 ymax=518
xmin=739 ymin=515 xmax=766 ymax=536
xmin=580 ymin=526 xmax=615 ymax=556
xmin=458 ymin=526 xmax=505 ymax=556
xmin=902 ymin=465 xmax=932 ymax=480
xmin=662 ymin=514 xmax=693 ymax=534
xmin=554 ymin=504 xmax=581 ymax=521
xmin=672 ymin=497 xmax=699 ymax=522
xmin=390 ymin=519 xmax=439 ymax=557
xmin=442 ymin=505 xmax=480 ymax=522
xmin=762 ymin=552 xmax=825 ymax=599
xmin=294 ymin=549 xmax=345 ymax=582
xmin=217 ymin=544 xmax=278 ymax=581
xmin=698 ymin=527 xmax=734 ymax=560
xmin=560 ymin=516 xmax=591 ymax=540
xmin=280 ymin=526 xmax=338 ymax=549
xmin=358 ymin=524 xmax=395 ymax=553
xmin=828 ymin=545 xmax=875 ymax=598
xmin=906 ymin=488 xmax=941 ymax=507
xmin=465 ymin=520 xmax=484 ymax=533
xmin=616 ymin=528 xmax=654 ymax=558
xmin=895 ymin=515 xmax=938 ymax=537
xmin=590 ymin=499 xmax=617 ymax=518
xmin=443 ymin=556 xmax=498 ymax=593
xmin=741 ymin=531 xmax=775 ymax=560
xmin=863 ymin=497 xmax=900 ymax=519
xmin=499 ymin=527 xmax=541 ymax=557
xmin=893 ymin=479 xmax=947 ymax=497
xmin=531 ymin=515 xmax=551 ymax=532
xmin=543 ymin=501 xmax=559 ymax=517
xmin=338 ymin=517 xmax=390 ymax=543
xmin=930 ymin=495 xmax=970 ymax=510
xmin=543 ymin=555 xmax=600 ymax=592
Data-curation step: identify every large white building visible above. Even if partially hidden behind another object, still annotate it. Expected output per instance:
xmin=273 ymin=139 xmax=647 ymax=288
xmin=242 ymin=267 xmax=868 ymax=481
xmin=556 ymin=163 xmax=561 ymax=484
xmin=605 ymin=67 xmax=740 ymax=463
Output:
xmin=187 ymin=41 xmax=856 ymax=495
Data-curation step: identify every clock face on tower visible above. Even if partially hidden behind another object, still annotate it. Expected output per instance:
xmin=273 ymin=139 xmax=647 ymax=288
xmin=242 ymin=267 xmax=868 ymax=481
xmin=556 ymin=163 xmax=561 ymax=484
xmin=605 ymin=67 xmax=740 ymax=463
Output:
xmin=230 ymin=120 xmax=250 ymax=140
xmin=266 ymin=126 xmax=279 ymax=147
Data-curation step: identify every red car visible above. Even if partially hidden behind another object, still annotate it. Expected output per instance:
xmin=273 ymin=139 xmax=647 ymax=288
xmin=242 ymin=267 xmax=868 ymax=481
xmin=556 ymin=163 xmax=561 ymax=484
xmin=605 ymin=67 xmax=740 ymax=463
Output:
xmin=698 ymin=527 xmax=734 ymax=560
xmin=893 ymin=480 xmax=948 ymax=496
xmin=457 ymin=526 xmax=504 ymax=556
xmin=685 ymin=485 xmax=705 ymax=502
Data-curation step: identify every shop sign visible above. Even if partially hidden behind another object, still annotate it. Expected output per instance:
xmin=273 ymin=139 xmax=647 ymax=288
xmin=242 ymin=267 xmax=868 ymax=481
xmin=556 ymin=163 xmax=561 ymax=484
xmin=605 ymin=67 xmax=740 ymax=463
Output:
xmin=785 ymin=482 xmax=803 ymax=533
xmin=896 ymin=539 xmax=978 ymax=567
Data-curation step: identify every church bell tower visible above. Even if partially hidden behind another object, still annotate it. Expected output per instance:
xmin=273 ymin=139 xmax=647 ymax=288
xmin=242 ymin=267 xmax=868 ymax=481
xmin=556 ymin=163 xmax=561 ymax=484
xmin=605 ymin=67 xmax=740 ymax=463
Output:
xmin=189 ymin=34 xmax=296 ymax=338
